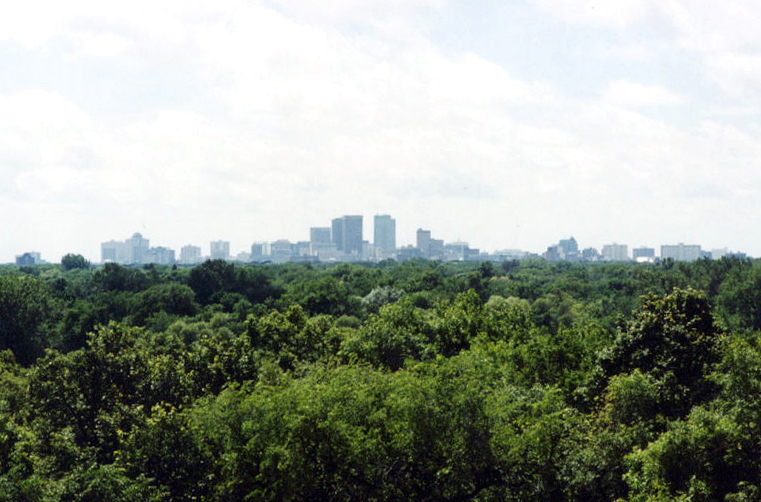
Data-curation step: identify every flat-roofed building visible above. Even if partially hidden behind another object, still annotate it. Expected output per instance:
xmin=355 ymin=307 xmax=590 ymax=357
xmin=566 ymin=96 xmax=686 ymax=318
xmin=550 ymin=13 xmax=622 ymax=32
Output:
xmin=374 ymin=215 xmax=396 ymax=256
xmin=633 ymin=247 xmax=656 ymax=262
xmin=661 ymin=243 xmax=701 ymax=262
xmin=210 ymin=240 xmax=230 ymax=260
xmin=180 ymin=245 xmax=202 ymax=265
xmin=332 ymin=215 xmax=363 ymax=256
xmin=601 ymin=243 xmax=628 ymax=262
xmin=416 ymin=229 xmax=432 ymax=257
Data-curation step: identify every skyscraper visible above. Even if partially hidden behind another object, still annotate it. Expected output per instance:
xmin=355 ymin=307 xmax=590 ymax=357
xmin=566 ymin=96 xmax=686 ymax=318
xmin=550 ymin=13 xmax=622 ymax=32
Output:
xmin=373 ymin=215 xmax=396 ymax=255
xmin=310 ymin=227 xmax=334 ymax=257
xmin=331 ymin=218 xmax=344 ymax=251
xmin=416 ymin=229 xmax=431 ymax=257
xmin=342 ymin=215 xmax=363 ymax=255
xmin=332 ymin=215 xmax=363 ymax=255
xmin=310 ymin=227 xmax=332 ymax=246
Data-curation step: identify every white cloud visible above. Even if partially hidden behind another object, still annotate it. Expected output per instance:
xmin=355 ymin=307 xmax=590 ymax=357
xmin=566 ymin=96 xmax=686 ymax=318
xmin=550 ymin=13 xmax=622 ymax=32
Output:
xmin=4 ymin=1 xmax=761 ymax=260
xmin=600 ymin=79 xmax=686 ymax=107
xmin=531 ymin=0 xmax=654 ymax=28
xmin=654 ymin=1 xmax=761 ymax=98
xmin=594 ymin=41 xmax=660 ymax=62
xmin=268 ymin=0 xmax=445 ymax=37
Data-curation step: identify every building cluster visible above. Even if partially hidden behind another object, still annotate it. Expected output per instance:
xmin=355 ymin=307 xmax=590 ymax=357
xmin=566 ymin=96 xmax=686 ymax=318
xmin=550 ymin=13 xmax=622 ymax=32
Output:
xmin=543 ymin=238 xmax=745 ymax=263
xmin=96 ymin=215 xmax=530 ymax=266
xmin=11 ymin=221 xmax=747 ymax=266
xmin=101 ymin=233 xmax=176 ymax=265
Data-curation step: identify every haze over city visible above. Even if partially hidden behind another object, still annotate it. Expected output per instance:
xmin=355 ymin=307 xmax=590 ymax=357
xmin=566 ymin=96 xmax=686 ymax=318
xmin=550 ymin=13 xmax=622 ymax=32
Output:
xmin=3 ymin=0 xmax=761 ymax=263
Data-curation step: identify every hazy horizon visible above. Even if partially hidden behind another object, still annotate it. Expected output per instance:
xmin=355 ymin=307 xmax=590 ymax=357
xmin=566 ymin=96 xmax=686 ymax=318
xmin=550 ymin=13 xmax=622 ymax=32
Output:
xmin=3 ymin=1 xmax=761 ymax=263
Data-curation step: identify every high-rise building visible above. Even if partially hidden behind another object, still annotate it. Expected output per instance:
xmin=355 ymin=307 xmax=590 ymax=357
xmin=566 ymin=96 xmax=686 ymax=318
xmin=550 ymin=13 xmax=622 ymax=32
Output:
xmin=125 ymin=233 xmax=150 ymax=264
xmin=15 ymin=252 xmax=41 ymax=266
xmin=310 ymin=227 xmax=332 ymax=246
xmin=633 ymin=247 xmax=656 ymax=262
xmin=180 ymin=245 xmax=202 ymax=265
xmin=101 ymin=240 xmax=121 ymax=263
xmin=146 ymin=247 xmax=175 ymax=265
xmin=373 ymin=215 xmax=396 ymax=255
xmin=582 ymin=247 xmax=600 ymax=261
xmin=102 ymin=233 xmax=150 ymax=264
xmin=210 ymin=240 xmax=230 ymax=260
xmin=295 ymin=241 xmax=311 ymax=256
xmin=661 ymin=243 xmax=701 ymax=262
xmin=544 ymin=245 xmax=563 ymax=262
xmin=100 ymin=233 xmax=176 ymax=265
xmin=270 ymin=240 xmax=294 ymax=262
xmin=711 ymin=248 xmax=729 ymax=259
xmin=601 ymin=243 xmax=628 ymax=262
xmin=342 ymin=215 xmax=363 ymax=255
xmin=558 ymin=237 xmax=578 ymax=256
xmin=331 ymin=218 xmax=344 ymax=251
xmin=416 ymin=229 xmax=431 ymax=257
xmin=445 ymin=241 xmax=469 ymax=261
xmin=251 ymin=242 xmax=268 ymax=261
xmin=332 ymin=215 xmax=363 ymax=255
xmin=310 ymin=227 xmax=335 ymax=258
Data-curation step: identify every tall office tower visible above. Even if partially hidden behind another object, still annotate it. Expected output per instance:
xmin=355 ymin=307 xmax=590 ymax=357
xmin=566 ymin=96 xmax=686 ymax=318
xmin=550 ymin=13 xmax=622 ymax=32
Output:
xmin=558 ymin=237 xmax=578 ymax=255
xmin=416 ymin=228 xmax=432 ymax=257
xmin=342 ymin=215 xmax=363 ymax=255
xmin=310 ymin=227 xmax=332 ymax=246
xmin=310 ymin=226 xmax=333 ymax=256
xmin=332 ymin=215 xmax=363 ymax=255
xmin=210 ymin=240 xmax=230 ymax=260
xmin=373 ymin=215 xmax=396 ymax=254
xmin=180 ymin=245 xmax=202 ymax=265
xmin=331 ymin=218 xmax=344 ymax=251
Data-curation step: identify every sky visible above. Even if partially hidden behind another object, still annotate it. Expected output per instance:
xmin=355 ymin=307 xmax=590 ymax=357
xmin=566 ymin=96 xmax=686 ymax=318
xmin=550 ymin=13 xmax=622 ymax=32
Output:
xmin=3 ymin=0 xmax=761 ymax=263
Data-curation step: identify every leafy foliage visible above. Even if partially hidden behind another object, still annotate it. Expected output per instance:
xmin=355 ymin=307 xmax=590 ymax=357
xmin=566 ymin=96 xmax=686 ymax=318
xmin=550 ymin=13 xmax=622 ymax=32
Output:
xmin=1 ymin=257 xmax=761 ymax=500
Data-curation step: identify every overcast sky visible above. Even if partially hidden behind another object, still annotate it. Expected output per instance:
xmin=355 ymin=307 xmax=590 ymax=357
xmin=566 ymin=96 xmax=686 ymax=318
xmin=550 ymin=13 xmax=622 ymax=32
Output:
xmin=3 ymin=0 xmax=761 ymax=263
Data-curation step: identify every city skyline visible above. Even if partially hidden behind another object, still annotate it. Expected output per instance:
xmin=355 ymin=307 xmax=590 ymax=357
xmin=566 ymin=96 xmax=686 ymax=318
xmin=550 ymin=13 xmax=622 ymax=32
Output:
xmin=8 ymin=212 xmax=748 ymax=265
xmin=4 ymin=2 xmax=761 ymax=263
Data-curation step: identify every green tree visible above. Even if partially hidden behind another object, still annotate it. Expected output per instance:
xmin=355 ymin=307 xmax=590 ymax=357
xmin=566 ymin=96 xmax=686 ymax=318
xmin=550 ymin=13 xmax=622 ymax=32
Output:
xmin=717 ymin=260 xmax=761 ymax=333
xmin=61 ymin=254 xmax=89 ymax=271
xmin=0 ymin=274 xmax=55 ymax=364
xmin=127 ymin=283 xmax=199 ymax=327
xmin=340 ymin=297 xmax=434 ymax=370
xmin=594 ymin=288 xmax=722 ymax=417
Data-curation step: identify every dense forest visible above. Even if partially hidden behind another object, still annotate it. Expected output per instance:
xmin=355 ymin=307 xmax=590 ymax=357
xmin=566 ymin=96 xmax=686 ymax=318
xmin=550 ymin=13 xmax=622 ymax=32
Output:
xmin=2 ymin=255 xmax=761 ymax=501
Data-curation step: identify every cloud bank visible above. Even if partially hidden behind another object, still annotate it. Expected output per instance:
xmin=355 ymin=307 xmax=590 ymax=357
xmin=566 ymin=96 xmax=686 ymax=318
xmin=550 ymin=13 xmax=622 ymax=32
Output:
xmin=2 ymin=0 xmax=761 ymax=262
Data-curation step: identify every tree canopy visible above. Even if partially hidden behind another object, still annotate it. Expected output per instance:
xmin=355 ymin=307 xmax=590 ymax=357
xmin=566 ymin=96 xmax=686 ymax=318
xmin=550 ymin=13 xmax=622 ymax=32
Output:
xmin=0 ymin=256 xmax=759 ymax=500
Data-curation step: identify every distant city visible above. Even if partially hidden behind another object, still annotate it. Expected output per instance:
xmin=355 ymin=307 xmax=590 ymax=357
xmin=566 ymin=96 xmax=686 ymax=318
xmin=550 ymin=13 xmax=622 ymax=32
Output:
xmin=13 ymin=214 xmax=748 ymax=266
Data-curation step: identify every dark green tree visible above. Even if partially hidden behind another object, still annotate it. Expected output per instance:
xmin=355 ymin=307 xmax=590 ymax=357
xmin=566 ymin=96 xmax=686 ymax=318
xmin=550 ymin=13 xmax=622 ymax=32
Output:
xmin=61 ymin=254 xmax=89 ymax=271
xmin=595 ymin=288 xmax=722 ymax=417
xmin=0 ymin=274 xmax=55 ymax=364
